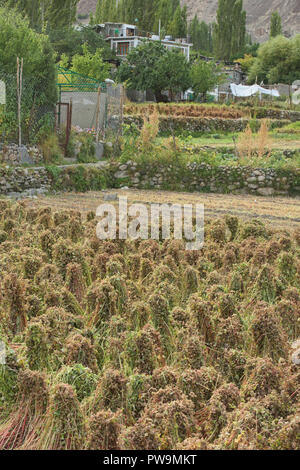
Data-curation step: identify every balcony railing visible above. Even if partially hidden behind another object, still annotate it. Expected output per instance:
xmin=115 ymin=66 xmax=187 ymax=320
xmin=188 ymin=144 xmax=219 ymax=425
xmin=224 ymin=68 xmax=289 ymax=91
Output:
xmin=106 ymin=28 xmax=152 ymax=39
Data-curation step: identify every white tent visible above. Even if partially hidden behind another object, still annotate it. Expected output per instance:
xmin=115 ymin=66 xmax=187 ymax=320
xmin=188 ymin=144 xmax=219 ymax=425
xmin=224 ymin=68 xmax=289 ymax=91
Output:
xmin=230 ymin=83 xmax=280 ymax=98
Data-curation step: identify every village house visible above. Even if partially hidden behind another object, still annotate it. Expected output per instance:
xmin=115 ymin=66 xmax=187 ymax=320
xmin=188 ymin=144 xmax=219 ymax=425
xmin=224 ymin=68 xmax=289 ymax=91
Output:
xmin=94 ymin=22 xmax=192 ymax=62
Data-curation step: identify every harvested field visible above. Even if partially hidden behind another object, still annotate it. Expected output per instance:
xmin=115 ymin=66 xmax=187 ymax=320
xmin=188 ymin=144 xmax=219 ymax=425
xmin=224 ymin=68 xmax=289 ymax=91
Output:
xmin=0 ymin=196 xmax=299 ymax=450
xmin=26 ymin=189 xmax=300 ymax=230
xmin=124 ymin=103 xmax=246 ymax=119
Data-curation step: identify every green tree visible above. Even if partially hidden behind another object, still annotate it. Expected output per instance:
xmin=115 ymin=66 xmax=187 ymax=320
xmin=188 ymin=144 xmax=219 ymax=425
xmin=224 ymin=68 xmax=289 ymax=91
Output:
xmin=0 ymin=7 xmax=57 ymax=141
xmin=248 ymin=35 xmax=300 ymax=85
xmin=125 ymin=0 xmax=158 ymax=31
xmin=116 ymin=0 xmax=127 ymax=22
xmin=3 ymin=0 xmax=42 ymax=29
xmin=157 ymin=49 xmax=191 ymax=100
xmin=93 ymin=0 xmax=184 ymax=36
xmin=0 ymin=7 xmax=56 ymax=88
xmin=49 ymin=25 xmax=114 ymax=63
xmin=99 ymin=0 xmax=114 ymax=22
xmin=95 ymin=0 xmax=103 ymax=23
xmin=70 ymin=43 xmax=110 ymax=81
xmin=153 ymin=0 xmax=173 ymax=35
xmin=169 ymin=5 xmax=187 ymax=38
xmin=213 ymin=0 xmax=246 ymax=60
xmin=235 ymin=54 xmax=255 ymax=73
xmin=188 ymin=15 xmax=213 ymax=54
xmin=270 ymin=11 xmax=282 ymax=38
xmin=45 ymin=0 xmax=79 ymax=30
xmin=3 ymin=0 xmax=79 ymax=31
xmin=117 ymin=40 xmax=190 ymax=102
xmin=190 ymin=60 xmax=225 ymax=101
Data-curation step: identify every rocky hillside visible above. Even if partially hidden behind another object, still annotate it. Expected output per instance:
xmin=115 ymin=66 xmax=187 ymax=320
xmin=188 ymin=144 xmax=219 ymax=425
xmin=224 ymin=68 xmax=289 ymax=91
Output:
xmin=78 ymin=0 xmax=300 ymax=42
xmin=77 ymin=0 xmax=97 ymax=19
xmin=182 ymin=0 xmax=300 ymax=42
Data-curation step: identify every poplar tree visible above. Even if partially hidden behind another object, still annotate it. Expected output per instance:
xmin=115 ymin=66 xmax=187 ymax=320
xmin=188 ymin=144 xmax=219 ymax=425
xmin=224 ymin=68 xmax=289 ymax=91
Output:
xmin=188 ymin=15 xmax=213 ymax=54
xmin=5 ymin=0 xmax=42 ymax=30
xmin=213 ymin=0 xmax=246 ymax=60
xmin=94 ymin=0 xmax=188 ymax=37
xmin=169 ymin=4 xmax=187 ymax=38
xmin=153 ymin=0 xmax=173 ymax=34
xmin=231 ymin=0 xmax=246 ymax=57
xmin=95 ymin=0 xmax=103 ymax=23
xmin=125 ymin=0 xmax=155 ymax=31
xmin=46 ymin=0 xmax=79 ymax=30
xmin=270 ymin=11 xmax=282 ymax=38
xmin=116 ymin=0 xmax=127 ymax=23
xmin=102 ymin=0 xmax=112 ymax=22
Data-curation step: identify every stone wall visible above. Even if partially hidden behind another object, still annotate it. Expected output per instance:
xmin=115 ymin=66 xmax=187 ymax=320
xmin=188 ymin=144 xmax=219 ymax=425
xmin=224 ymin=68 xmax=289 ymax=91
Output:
xmin=0 ymin=160 xmax=299 ymax=198
xmin=249 ymin=108 xmax=300 ymax=122
xmin=124 ymin=116 xmax=288 ymax=133
xmin=0 ymin=144 xmax=43 ymax=166
xmin=0 ymin=167 xmax=51 ymax=197
xmin=112 ymin=160 xmax=300 ymax=197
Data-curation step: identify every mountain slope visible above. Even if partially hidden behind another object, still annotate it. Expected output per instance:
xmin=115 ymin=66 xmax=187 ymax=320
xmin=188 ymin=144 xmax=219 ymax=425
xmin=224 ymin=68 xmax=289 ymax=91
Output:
xmin=77 ymin=0 xmax=300 ymax=42
xmin=78 ymin=0 xmax=97 ymax=17
xmin=182 ymin=0 xmax=300 ymax=42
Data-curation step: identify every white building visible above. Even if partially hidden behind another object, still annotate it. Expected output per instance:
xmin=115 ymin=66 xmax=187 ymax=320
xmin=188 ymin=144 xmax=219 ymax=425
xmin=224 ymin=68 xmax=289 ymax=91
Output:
xmin=95 ymin=23 xmax=192 ymax=62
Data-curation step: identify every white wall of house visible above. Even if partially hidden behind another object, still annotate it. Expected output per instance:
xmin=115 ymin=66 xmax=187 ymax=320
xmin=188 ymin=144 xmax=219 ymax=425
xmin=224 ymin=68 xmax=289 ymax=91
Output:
xmin=109 ymin=36 xmax=191 ymax=61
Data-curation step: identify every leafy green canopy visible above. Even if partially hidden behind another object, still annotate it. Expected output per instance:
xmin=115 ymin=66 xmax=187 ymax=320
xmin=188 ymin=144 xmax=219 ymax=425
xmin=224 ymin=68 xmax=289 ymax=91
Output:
xmin=248 ymin=35 xmax=300 ymax=85
xmin=213 ymin=0 xmax=246 ymax=60
xmin=94 ymin=0 xmax=186 ymax=37
xmin=61 ymin=44 xmax=110 ymax=82
xmin=190 ymin=61 xmax=225 ymax=100
xmin=270 ymin=11 xmax=282 ymax=39
xmin=1 ymin=0 xmax=79 ymax=31
xmin=188 ymin=16 xmax=213 ymax=55
xmin=0 ymin=7 xmax=57 ymax=142
xmin=49 ymin=26 xmax=114 ymax=64
xmin=117 ymin=40 xmax=191 ymax=102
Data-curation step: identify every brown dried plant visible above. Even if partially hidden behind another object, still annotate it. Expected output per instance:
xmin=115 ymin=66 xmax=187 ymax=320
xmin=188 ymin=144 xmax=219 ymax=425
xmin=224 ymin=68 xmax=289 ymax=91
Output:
xmin=138 ymin=108 xmax=159 ymax=150
xmin=237 ymin=119 xmax=272 ymax=159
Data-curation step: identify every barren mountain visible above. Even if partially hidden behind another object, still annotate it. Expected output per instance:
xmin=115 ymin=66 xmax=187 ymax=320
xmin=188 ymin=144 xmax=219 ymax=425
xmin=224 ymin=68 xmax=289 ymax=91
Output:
xmin=78 ymin=0 xmax=300 ymax=42
xmin=182 ymin=0 xmax=300 ymax=42
xmin=77 ymin=0 xmax=97 ymax=17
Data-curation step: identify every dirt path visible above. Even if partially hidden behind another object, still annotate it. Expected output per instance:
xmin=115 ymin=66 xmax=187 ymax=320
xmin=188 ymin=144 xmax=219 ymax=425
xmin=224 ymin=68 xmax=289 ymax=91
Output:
xmin=26 ymin=189 xmax=300 ymax=230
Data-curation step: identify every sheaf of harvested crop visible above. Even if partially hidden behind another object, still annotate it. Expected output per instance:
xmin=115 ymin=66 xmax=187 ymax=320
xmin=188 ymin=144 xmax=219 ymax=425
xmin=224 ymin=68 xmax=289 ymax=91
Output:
xmin=0 ymin=201 xmax=299 ymax=450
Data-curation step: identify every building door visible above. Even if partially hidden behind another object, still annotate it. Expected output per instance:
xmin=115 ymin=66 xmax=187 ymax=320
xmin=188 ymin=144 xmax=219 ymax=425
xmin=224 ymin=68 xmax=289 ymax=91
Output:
xmin=117 ymin=42 xmax=130 ymax=56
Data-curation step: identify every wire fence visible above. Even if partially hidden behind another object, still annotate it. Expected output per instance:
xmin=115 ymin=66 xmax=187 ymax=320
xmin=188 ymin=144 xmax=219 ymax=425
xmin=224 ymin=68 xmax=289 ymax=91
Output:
xmin=105 ymin=83 xmax=124 ymax=142
xmin=58 ymin=83 xmax=124 ymax=144
xmin=0 ymin=66 xmax=124 ymax=153
xmin=0 ymin=72 xmax=56 ymax=145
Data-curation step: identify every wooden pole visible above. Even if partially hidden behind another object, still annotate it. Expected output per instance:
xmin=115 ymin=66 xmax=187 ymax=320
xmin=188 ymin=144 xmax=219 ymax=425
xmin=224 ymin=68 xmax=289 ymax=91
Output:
xmin=64 ymin=99 xmax=72 ymax=158
xmin=17 ymin=57 xmax=23 ymax=154
xmin=17 ymin=57 xmax=19 ymax=141
xmin=69 ymin=98 xmax=73 ymax=136
xmin=95 ymin=86 xmax=101 ymax=143
xmin=120 ymin=85 xmax=125 ymax=133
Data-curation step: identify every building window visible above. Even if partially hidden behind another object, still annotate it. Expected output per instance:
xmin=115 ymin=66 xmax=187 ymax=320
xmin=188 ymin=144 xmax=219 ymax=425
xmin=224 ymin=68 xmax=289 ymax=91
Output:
xmin=117 ymin=42 xmax=130 ymax=56
xmin=126 ymin=28 xmax=135 ymax=36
